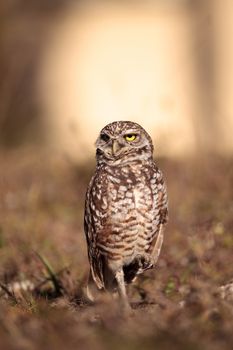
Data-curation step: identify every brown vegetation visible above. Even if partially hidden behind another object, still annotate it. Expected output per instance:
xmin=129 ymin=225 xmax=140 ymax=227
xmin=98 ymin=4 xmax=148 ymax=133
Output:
xmin=0 ymin=149 xmax=232 ymax=350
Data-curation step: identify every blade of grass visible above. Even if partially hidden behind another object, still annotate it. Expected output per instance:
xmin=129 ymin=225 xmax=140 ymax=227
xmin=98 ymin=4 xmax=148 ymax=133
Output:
xmin=0 ymin=281 xmax=18 ymax=304
xmin=34 ymin=251 xmax=64 ymax=296
xmin=34 ymin=265 xmax=70 ymax=291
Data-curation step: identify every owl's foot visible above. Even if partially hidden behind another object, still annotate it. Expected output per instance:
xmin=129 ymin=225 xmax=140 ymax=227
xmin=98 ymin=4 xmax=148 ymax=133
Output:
xmin=135 ymin=254 xmax=155 ymax=272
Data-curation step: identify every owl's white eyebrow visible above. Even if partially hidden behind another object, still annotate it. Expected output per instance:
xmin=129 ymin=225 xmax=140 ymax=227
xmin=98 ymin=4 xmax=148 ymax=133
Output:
xmin=123 ymin=130 xmax=138 ymax=135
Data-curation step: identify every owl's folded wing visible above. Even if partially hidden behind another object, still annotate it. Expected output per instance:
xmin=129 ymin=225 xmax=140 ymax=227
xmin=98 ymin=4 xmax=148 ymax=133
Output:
xmin=84 ymin=172 xmax=109 ymax=290
xmin=148 ymin=165 xmax=168 ymax=261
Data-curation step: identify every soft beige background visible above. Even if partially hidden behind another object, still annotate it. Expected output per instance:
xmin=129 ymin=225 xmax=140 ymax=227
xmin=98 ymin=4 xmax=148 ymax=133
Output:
xmin=38 ymin=1 xmax=233 ymax=160
xmin=1 ymin=0 xmax=233 ymax=160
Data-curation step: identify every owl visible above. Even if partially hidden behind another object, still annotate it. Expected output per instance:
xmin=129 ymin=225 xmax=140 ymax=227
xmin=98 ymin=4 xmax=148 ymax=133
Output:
xmin=84 ymin=121 xmax=168 ymax=309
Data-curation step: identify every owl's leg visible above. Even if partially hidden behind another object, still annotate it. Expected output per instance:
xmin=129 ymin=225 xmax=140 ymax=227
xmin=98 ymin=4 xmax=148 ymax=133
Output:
xmin=115 ymin=269 xmax=130 ymax=310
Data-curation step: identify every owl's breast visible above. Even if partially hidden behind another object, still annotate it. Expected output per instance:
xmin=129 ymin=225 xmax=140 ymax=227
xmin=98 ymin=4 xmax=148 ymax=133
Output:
xmin=90 ymin=164 xmax=161 ymax=270
xmin=102 ymin=173 xmax=157 ymax=265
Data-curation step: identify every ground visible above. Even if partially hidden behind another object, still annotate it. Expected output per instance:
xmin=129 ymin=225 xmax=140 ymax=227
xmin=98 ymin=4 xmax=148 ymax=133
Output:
xmin=0 ymin=148 xmax=232 ymax=350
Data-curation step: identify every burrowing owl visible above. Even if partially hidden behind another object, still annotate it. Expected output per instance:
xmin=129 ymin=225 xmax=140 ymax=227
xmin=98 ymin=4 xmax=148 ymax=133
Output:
xmin=84 ymin=121 xmax=168 ymax=308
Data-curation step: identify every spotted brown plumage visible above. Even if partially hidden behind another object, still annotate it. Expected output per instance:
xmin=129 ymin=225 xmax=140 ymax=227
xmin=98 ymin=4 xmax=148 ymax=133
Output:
xmin=84 ymin=121 xmax=168 ymax=308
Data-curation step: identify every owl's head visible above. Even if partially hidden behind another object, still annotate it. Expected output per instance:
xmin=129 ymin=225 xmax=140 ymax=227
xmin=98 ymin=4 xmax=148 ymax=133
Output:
xmin=95 ymin=121 xmax=154 ymax=164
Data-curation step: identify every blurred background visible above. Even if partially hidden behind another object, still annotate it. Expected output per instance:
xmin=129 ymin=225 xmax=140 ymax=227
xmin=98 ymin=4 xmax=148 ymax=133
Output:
xmin=0 ymin=0 xmax=233 ymax=159
xmin=0 ymin=2 xmax=233 ymax=350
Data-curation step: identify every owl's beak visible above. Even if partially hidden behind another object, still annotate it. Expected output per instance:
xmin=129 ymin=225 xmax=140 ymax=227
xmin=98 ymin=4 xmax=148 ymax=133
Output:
xmin=112 ymin=140 xmax=121 ymax=156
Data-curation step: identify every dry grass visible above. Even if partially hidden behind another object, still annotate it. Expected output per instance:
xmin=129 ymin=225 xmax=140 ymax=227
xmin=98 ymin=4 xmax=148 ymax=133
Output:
xmin=0 ymin=148 xmax=232 ymax=350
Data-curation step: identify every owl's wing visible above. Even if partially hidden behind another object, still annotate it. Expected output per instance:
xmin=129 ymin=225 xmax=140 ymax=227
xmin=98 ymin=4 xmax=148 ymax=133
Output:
xmin=84 ymin=170 xmax=107 ymax=290
xmin=149 ymin=164 xmax=168 ymax=263
xmin=155 ymin=166 xmax=168 ymax=225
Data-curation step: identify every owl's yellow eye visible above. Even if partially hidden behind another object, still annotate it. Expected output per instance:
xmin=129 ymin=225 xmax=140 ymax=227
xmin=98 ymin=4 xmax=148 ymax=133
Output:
xmin=125 ymin=134 xmax=137 ymax=142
